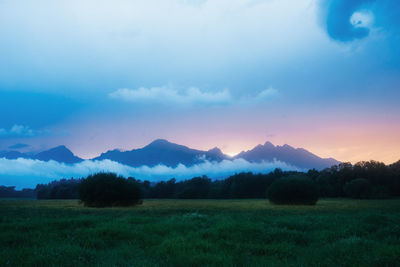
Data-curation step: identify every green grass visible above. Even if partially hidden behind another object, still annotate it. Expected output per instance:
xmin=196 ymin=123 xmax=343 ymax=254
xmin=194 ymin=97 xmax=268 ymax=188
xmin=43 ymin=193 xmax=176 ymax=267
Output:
xmin=0 ymin=199 xmax=400 ymax=266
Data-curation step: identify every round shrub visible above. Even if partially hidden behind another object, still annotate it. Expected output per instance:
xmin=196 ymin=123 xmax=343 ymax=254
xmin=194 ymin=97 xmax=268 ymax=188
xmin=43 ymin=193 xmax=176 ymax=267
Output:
xmin=79 ymin=173 xmax=142 ymax=207
xmin=344 ymin=178 xmax=372 ymax=199
xmin=267 ymin=176 xmax=319 ymax=205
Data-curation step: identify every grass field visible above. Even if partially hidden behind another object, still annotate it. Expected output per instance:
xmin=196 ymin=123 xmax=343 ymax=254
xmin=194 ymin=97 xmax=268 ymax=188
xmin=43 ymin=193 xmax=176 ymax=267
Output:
xmin=0 ymin=199 xmax=400 ymax=266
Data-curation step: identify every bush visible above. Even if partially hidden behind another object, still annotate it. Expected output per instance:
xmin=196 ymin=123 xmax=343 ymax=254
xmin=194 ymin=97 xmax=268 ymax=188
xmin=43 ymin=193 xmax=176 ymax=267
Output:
xmin=79 ymin=173 xmax=142 ymax=207
xmin=267 ymin=176 xmax=319 ymax=205
xmin=344 ymin=178 xmax=372 ymax=199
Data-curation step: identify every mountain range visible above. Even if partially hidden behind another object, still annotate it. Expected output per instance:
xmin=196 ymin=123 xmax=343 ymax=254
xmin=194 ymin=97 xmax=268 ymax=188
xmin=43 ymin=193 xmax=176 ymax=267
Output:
xmin=94 ymin=139 xmax=229 ymax=167
xmin=0 ymin=139 xmax=340 ymax=170
xmin=234 ymin=141 xmax=339 ymax=170
xmin=0 ymin=145 xmax=82 ymax=164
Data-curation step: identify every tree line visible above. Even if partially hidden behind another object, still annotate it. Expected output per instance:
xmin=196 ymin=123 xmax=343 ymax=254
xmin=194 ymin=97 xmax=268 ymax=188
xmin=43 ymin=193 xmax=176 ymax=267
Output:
xmin=25 ymin=160 xmax=400 ymax=200
xmin=0 ymin=186 xmax=35 ymax=198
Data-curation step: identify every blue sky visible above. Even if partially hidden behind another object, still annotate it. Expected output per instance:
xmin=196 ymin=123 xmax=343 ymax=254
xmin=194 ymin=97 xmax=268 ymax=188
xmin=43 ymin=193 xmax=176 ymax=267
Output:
xmin=0 ymin=0 xmax=399 ymax=164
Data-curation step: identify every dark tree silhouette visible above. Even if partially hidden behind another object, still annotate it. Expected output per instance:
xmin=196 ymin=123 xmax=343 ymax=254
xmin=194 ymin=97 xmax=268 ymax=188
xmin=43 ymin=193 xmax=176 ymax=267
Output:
xmin=267 ymin=176 xmax=319 ymax=205
xmin=79 ymin=173 xmax=142 ymax=207
xmin=6 ymin=160 xmax=399 ymax=201
xmin=344 ymin=178 xmax=372 ymax=199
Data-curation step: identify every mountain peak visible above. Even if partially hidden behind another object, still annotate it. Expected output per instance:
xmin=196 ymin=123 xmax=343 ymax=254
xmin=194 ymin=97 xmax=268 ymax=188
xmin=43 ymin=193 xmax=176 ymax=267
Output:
xmin=263 ymin=141 xmax=275 ymax=148
xmin=151 ymin=138 xmax=170 ymax=144
xmin=207 ymin=147 xmax=224 ymax=156
xmin=95 ymin=140 xmax=230 ymax=167
xmin=51 ymin=145 xmax=69 ymax=151
xmin=35 ymin=145 xmax=82 ymax=164
xmin=146 ymin=139 xmax=173 ymax=147
xmin=205 ymin=147 xmax=228 ymax=161
xmin=235 ymin=142 xmax=339 ymax=170
xmin=37 ymin=145 xmax=71 ymax=154
xmin=280 ymin=144 xmax=294 ymax=149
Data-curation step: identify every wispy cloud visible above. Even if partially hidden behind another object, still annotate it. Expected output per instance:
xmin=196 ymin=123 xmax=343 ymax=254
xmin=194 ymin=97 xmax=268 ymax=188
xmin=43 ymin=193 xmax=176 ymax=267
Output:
xmin=109 ymin=87 xmax=232 ymax=106
xmin=0 ymin=125 xmax=42 ymax=138
xmin=0 ymin=158 xmax=301 ymax=188
xmin=241 ymin=87 xmax=279 ymax=104
xmin=109 ymin=86 xmax=278 ymax=106
xmin=8 ymin=143 xmax=30 ymax=149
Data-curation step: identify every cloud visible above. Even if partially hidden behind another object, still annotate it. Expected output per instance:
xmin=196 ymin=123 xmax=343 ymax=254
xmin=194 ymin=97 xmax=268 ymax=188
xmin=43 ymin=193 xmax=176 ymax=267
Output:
xmin=0 ymin=125 xmax=42 ymax=138
xmin=8 ymin=143 xmax=30 ymax=149
xmin=109 ymin=87 xmax=232 ymax=106
xmin=319 ymin=0 xmax=376 ymax=42
xmin=319 ymin=0 xmax=400 ymax=42
xmin=0 ymin=0 xmax=318 ymax=95
xmin=247 ymin=88 xmax=279 ymax=103
xmin=0 ymin=158 xmax=302 ymax=188
xmin=109 ymin=86 xmax=278 ymax=106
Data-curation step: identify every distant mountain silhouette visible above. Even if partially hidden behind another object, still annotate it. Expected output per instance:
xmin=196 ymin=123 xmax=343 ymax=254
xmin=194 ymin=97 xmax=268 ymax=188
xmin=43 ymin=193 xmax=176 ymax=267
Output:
xmin=94 ymin=139 xmax=229 ymax=167
xmin=0 ymin=145 xmax=82 ymax=164
xmin=0 ymin=150 xmax=29 ymax=160
xmin=34 ymin=145 xmax=83 ymax=164
xmin=0 ymin=139 xmax=340 ymax=169
xmin=235 ymin=141 xmax=340 ymax=170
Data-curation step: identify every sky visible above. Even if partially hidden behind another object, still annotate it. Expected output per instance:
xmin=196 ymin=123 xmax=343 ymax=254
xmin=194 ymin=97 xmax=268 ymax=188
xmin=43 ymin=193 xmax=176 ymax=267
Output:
xmin=1 ymin=0 xmax=400 ymax=166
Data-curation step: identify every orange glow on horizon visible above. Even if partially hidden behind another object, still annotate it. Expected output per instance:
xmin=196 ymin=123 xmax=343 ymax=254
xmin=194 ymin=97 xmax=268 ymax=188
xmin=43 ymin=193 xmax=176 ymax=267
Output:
xmin=62 ymin=112 xmax=400 ymax=165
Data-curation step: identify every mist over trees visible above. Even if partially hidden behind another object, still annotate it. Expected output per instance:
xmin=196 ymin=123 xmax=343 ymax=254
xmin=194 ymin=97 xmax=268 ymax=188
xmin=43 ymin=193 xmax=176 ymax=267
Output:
xmin=6 ymin=160 xmax=400 ymax=200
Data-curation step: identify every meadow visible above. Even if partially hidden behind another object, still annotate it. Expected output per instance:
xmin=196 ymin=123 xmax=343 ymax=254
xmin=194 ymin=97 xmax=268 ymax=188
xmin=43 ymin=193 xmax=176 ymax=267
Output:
xmin=0 ymin=199 xmax=399 ymax=266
